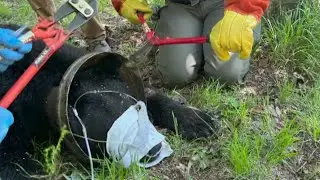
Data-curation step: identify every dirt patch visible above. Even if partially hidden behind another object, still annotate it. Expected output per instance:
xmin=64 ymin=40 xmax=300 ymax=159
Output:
xmin=291 ymin=138 xmax=320 ymax=178
xmin=100 ymin=12 xmax=146 ymax=54
xmin=148 ymin=158 xmax=229 ymax=180
xmin=268 ymin=138 xmax=320 ymax=179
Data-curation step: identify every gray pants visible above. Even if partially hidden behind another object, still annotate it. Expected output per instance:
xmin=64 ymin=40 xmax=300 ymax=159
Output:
xmin=154 ymin=0 xmax=262 ymax=87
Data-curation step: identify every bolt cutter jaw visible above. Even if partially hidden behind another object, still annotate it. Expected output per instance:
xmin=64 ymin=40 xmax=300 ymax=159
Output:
xmin=55 ymin=0 xmax=98 ymax=31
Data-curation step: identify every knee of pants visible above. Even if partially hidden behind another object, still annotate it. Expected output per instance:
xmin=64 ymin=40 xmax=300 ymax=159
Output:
xmin=155 ymin=50 xmax=201 ymax=87
xmin=160 ymin=69 xmax=198 ymax=87
xmin=204 ymin=53 xmax=250 ymax=85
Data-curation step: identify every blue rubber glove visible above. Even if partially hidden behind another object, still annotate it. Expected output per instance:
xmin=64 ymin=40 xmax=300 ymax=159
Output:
xmin=0 ymin=28 xmax=33 ymax=72
xmin=0 ymin=107 xmax=14 ymax=144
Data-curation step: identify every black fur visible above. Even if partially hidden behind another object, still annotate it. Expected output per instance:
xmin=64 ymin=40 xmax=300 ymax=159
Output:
xmin=0 ymin=24 xmax=220 ymax=179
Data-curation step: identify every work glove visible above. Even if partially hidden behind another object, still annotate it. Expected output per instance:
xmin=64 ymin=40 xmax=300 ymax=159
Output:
xmin=210 ymin=0 xmax=270 ymax=61
xmin=210 ymin=10 xmax=258 ymax=61
xmin=0 ymin=28 xmax=33 ymax=72
xmin=111 ymin=0 xmax=153 ymax=24
xmin=0 ymin=107 xmax=14 ymax=144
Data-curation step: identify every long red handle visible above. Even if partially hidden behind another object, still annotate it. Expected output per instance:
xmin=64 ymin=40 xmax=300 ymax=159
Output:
xmin=151 ymin=36 xmax=208 ymax=45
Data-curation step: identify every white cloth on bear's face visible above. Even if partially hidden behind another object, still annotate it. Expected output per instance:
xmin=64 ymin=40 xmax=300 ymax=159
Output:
xmin=106 ymin=101 xmax=173 ymax=168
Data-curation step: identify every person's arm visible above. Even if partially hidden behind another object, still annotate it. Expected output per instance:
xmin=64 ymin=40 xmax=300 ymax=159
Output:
xmin=225 ymin=0 xmax=270 ymax=21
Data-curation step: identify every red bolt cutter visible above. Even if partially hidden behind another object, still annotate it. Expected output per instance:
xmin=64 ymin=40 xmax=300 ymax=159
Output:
xmin=137 ymin=13 xmax=209 ymax=46
xmin=0 ymin=0 xmax=98 ymax=108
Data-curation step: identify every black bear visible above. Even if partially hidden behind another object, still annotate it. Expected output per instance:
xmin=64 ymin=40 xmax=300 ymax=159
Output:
xmin=0 ymin=24 xmax=220 ymax=180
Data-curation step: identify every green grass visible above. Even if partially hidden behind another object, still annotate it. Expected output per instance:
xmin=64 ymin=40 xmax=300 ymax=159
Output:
xmin=0 ymin=0 xmax=35 ymax=25
xmin=2 ymin=0 xmax=320 ymax=179
xmin=263 ymin=0 xmax=320 ymax=80
xmin=183 ymin=79 xmax=301 ymax=178
xmin=0 ymin=1 xmax=11 ymax=17
xmin=286 ymin=82 xmax=320 ymax=142
xmin=96 ymin=160 xmax=151 ymax=180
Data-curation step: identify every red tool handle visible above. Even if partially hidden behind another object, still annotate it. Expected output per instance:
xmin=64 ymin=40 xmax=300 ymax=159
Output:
xmin=0 ymin=64 xmax=43 ymax=108
xmin=0 ymin=30 xmax=69 ymax=108
xmin=137 ymin=12 xmax=146 ymax=24
xmin=137 ymin=12 xmax=208 ymax=46
xmin=150 ymin=36 xmax=208 ymax=45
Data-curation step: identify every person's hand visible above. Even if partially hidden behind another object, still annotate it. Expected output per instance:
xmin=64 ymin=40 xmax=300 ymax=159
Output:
xmin=209 ymin=10 xmax=258 ymax=61
xmin=0 ymin=107 xmax=14 ymax=144
xmin=0 ymin=28 xmax=33 ymax=72
xmin=111 ymin=0 xmax=153 ymax=24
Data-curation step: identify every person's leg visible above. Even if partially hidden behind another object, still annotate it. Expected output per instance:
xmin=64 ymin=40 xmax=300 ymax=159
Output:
xmin=81 ymin=16 xmax=111 ymax=52
xmin=154 ymin=1 xmax=203 ymax=88
xmin=27 ymin=0 xmax=56 ymax=18
xmin=202 ymin=0 xmax=262 ymax=85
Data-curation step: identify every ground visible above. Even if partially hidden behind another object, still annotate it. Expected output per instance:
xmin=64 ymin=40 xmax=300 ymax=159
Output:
xmin=1 ymin=0 xmax=320 ymax=179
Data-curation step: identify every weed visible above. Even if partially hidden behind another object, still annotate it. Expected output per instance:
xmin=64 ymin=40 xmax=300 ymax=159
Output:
xmin=97 ymin=158 xmax=150 ymax=180
xmin=43 ymin=125 xmax=69 ymax=176
xmin=166 ymin=112 xmax=189 ymax=158
xmin=226 ymin=130 xmax=252 ymax=176
xmin=290 ymin=83 xmax=320 ymax=142
xmin=262 ymin=0 xmax=320 ymax=80
xmin=187 ymin=80 xmax=227 ymax=110
xmin=304 ymin=113 xmax=320 ymax=142
xmin=277 ymin=79 xmax=295 ymax=104
xmin=265 ymin=119 xmax=299 ymax=165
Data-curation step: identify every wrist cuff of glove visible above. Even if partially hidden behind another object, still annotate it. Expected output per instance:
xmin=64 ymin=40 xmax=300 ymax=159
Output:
xmin=225 ymin=0 xmax=270 ymax=21
xmin=111 ymin=0 xmax=123 ymax=13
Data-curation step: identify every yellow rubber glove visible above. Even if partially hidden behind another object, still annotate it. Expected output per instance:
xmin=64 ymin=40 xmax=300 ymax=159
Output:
xmin=210 ymin=10 xmax=258 ymax=61
xmin=112 ymin=0 xmax=153 ymax=24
